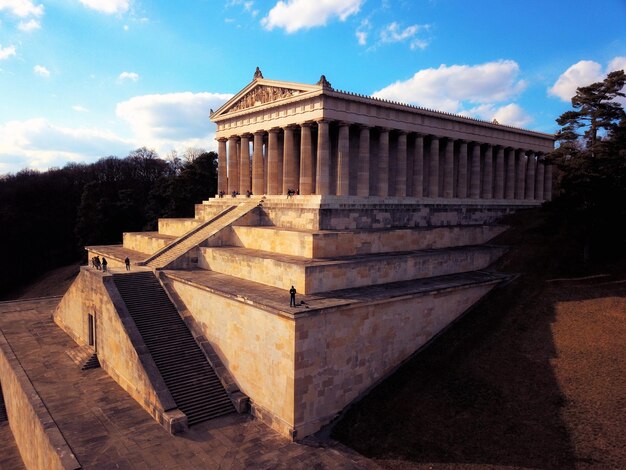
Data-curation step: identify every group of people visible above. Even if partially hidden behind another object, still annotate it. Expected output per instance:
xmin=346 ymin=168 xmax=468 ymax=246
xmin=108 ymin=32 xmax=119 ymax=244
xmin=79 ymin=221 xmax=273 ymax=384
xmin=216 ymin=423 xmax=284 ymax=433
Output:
xmin=91 ymin=256 xmax=108 ymax=272
xmin=91 ymin=256 xmax=131 ymax=271
xmin=286 ymin=188 xmax=299 ymax=198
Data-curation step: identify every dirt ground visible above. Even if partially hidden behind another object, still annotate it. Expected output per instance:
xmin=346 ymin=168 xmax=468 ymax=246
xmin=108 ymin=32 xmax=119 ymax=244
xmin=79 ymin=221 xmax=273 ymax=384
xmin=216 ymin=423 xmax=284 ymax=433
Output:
xmin=332 ymin=210 xmax=626 ymax=469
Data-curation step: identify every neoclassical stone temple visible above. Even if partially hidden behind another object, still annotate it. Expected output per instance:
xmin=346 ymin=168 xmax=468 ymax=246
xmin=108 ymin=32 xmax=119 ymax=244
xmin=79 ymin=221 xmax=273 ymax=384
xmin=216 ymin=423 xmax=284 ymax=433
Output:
xmin=212 ymin=68 xmax=553 ymax=202
xmin=0 ymin=69 xmax=557 ymax=468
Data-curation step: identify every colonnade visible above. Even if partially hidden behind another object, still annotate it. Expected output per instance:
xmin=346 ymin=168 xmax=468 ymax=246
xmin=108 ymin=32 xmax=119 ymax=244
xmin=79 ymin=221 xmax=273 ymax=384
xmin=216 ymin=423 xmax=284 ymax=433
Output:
xmin=217 ymin=120 xmax=552 ymax=201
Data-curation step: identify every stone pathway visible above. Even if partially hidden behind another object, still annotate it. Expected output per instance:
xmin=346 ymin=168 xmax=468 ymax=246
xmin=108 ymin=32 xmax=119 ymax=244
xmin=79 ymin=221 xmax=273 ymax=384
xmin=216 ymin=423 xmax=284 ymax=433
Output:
xmin=0 ymin=298 xmax=379 ymax=469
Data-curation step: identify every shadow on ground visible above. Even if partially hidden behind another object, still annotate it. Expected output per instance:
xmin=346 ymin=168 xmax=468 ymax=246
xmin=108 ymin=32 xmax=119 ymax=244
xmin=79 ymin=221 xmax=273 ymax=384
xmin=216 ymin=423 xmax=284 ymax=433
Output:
xmin=332 ymin=209 xmax=626 ymax=469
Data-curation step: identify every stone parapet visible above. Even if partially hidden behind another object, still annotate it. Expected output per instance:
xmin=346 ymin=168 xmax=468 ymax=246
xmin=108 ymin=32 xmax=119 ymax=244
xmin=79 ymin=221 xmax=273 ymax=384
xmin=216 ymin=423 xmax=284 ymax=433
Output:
xmin=158 ymin=218 xmax=200 ymax=237
xmin=0 ymin=329 xmax=80 ymax=470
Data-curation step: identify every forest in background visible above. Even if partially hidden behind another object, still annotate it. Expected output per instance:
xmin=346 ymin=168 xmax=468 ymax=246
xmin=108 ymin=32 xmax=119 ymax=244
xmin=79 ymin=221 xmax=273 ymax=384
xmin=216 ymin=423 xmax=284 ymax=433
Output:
xmin=0 ymin=148 xmax=217 ymax=299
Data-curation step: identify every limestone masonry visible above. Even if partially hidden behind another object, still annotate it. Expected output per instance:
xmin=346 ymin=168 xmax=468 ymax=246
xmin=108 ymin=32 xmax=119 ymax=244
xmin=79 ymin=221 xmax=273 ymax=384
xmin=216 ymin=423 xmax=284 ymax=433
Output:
xmin=0 ymin=69 xmax=554 ymax=468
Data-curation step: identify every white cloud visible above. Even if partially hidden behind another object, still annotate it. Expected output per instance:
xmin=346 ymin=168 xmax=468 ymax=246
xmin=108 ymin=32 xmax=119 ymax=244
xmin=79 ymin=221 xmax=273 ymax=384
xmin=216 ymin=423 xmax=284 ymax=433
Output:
xmin=0 ymin=118 xmax=133 ymax=174
xmin=79 ymin=0 xmax=130 ymax=14
xmin=0 ymin=44 xmax=16 ymax=60
xmin=116 ymin=91 xmax=232 ymax=150
xmin=72 ymin=105 xmax=88 ymax=112
xmin=355 ymin=19 xmax=369 ymax=45
xmin=380 ymin=22 xmax=429 ymax=48
xmin=548 ymin=60 xmax=604 ymax=101
xmin=607 ymin=56 xmax=626 ymax=74
xmin=261 ymin=0 xmax=363 ymax=33
xmin=18 ymin=17 xmax=40 ymax=30
xmin=463 ymin=103 xmax=532 ymax=128
xmin=0 ymin=0 xmax=44 ymax=18
xmin=373 ymin=60 xmax=526 ymax=112
xmin=118 ymin=71 xmax=139 ymax=82
xmin=33 ymin=64 xmax=49 ymax=76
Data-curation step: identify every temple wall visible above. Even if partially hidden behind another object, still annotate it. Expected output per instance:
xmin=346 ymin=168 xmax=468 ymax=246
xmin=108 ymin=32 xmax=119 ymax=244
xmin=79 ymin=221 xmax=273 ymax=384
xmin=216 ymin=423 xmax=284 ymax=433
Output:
xmin=168 ymin=278 xmax=297 ymax=437
xmin=292 ymin=283 xmax=495 ymax=437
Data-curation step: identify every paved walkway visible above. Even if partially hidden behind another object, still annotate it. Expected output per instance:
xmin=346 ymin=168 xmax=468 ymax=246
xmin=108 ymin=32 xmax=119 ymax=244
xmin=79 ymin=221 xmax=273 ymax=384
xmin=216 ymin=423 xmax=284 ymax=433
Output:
xmin=0 ymin=297 xmax=379 ymax=469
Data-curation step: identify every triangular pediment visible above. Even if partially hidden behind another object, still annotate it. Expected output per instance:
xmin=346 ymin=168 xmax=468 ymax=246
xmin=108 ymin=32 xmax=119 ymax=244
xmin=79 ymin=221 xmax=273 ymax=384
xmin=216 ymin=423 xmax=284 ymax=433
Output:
xmin=211 ymin=78 xmax=322 ymax=120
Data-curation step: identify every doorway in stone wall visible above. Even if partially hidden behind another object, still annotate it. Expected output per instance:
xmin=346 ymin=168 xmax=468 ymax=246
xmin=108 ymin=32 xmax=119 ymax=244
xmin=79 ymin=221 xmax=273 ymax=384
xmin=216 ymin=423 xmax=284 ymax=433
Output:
xmin=88 ymin=313 xmax=95 ymax=348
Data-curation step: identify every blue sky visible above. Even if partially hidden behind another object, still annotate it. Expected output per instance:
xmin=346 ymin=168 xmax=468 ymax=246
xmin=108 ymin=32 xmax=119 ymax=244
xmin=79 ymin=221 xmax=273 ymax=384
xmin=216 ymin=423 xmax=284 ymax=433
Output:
xmin=1 ymin=0 xmax=625 ymax=175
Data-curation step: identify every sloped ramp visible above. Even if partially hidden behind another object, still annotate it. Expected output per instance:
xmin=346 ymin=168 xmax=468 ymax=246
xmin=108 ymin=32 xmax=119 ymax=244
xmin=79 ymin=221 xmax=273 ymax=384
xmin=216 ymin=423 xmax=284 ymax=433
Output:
xmin=140 ymin=197 xmax=263 ymax=269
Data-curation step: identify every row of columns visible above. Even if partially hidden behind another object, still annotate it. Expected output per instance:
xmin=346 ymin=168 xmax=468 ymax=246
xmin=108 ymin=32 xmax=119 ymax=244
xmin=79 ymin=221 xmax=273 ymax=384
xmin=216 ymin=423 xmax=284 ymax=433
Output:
xmin=217 ymin=121 xmax=553 ymax=201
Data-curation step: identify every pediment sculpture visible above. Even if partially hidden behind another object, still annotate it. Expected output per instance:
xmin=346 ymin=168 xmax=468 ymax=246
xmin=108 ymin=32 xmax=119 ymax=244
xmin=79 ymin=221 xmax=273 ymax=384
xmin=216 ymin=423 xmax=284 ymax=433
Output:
xmin=228 ymin=86 xmax=301 ymax=113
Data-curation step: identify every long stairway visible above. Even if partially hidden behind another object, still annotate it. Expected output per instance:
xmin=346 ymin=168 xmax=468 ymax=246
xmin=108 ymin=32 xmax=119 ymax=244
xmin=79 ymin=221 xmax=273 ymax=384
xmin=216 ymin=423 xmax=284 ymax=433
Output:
xmin=112 ymin=272 xmax=234 ymax=426
xmin=142 ymin=197 xmax=264 ymax=269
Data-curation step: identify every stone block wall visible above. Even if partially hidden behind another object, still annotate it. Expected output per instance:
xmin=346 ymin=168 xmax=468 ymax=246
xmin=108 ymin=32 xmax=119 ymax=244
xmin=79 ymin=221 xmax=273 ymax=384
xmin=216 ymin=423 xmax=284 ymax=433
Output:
xmin=168 ymin=278 xmax=297 ymax=437
xmin=292 ymin=282 xmax=496 ymax=437
xmin=158 ymin=218 xmax=199 ymax=237
xmin=123 ymin=232 xmax=172 ymax=255
xmin=0 ymin=332 xmax=80 ymax=470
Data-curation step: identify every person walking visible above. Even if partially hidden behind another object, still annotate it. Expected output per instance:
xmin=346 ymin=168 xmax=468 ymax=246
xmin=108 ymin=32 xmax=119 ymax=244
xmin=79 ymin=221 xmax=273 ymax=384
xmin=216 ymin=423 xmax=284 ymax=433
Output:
xmin=125 ymin=257 xmax=130 ymax=271
xmin=289 ymin=285 xmax=297 ymax=307
xmin=101 ymin=257 xmax=108 ymax=272
xmin=94 ymin=256 xmax=101 ymax=270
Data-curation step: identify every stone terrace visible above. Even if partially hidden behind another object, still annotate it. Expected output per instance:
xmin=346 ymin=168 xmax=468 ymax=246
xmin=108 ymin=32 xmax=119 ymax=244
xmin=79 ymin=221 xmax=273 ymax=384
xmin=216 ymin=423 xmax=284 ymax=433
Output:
xmin=0 ymin=297 xmax=379 ymax=469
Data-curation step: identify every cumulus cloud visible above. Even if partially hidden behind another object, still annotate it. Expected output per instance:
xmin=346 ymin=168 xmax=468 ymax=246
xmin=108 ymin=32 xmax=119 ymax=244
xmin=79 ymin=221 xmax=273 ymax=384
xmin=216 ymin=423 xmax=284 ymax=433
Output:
xmin=380 ymin=22 xmax=430 ymax=50
xmin=18 ymin=18 xmax=40 ymax=31
xmin=116 ymin=91 xmax=232 ymax=150
xmin=79 ymin=0 xmax=130 ymax=14
xmin=374 ymin=60 xmax=526 ymax=112
xmin=0 ymin=0 xmax=44 ymax=18
xmin=118 ymin=71 xmax=139 ymax=82
xmin=0 ymin=44 xmax=16 ymax=60
xmin=261 ymin=0 xmax=363 ymax=33
xmin=0 ymin=118 xmax=133 ymax=174
xmin=549 ymin=57 xmax=626 ymax=102
xmin=372 ymin=60 xmax=531 ymax=127
xmin=33 ymin=64 xmax=49 ymax=76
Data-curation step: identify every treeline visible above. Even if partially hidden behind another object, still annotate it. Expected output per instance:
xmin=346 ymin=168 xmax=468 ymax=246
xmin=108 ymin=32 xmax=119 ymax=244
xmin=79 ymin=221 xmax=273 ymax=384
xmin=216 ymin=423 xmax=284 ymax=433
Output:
xmin=0 ymin=147 xmax=217 ymax=298
xmin=548 ymin=70 xmax=626 ymax=262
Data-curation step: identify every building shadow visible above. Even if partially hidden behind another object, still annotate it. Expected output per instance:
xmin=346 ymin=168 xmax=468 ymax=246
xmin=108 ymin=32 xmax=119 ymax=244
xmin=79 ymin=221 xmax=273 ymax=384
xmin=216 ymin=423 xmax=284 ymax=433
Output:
xmin=332 ymin=261 xmax=626 ymax=469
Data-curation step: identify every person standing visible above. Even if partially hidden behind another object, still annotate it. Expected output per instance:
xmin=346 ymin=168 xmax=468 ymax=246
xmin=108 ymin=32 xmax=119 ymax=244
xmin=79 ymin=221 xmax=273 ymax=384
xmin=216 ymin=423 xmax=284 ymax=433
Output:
xmin=102 ymin=257 xmax=108 ymax=272
xmin=125 ymin=257 xmax=130 ymax=271
xmin=289 ymin=285 xmax=297 ymax=307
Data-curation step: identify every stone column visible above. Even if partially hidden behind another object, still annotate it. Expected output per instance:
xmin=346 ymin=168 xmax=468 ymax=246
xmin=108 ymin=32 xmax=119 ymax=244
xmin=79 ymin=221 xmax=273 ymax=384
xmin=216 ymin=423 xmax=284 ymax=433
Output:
xmin=377 ymin=128 xmax=390 ymax=197
xmin=282 ymin=125 xmax=297 ymax=194
xmin=428 ymin=136 xmax=440 ymax=198
xmin=267 ymin=128 xmax=280 ymax=194
xmin=217 ymin=137 xmax=227 ymax=194
xmin=357 ymin=125 xmax=370 ymax=196
xmin=535 ymin=158 xmax=545 ymax=201
xmin=252 ymin=131 xmax=265 ymax=195
xmin=337 ymin=123 xmax=350 ymax=196
xmin=299 ymin=123 xmax=314 ymax=195
xmin=316 ymin=120 xmax=330 ymax=195
xmin=525 ymin=152 xmax=536 ymax=200
xmin=457 ymin=140 xmax=468 ymax=198
xmin=482 ymin=144 xmax=493 ymax=199
xmin=494 ymin=146 xmax=505 ymax=199
xmin=469 ymin=142 xmax=481 ymax=198
xmin=516 ymin=150 xmax=527 ymax=200
xmin=240 ymin=134 xmax=251 ymax=193
xmin=544 ymin=163 xmax=553 ymax=201
xmin=413 ymin=134 xmax=424 ymax=197
xmin=443 ymin=138 xmax=454 ymax=198
xmin=395 ymin=131 xmax=408 ymax=197
xmin=505 ymin=148 xmax=516 ymax=199
xmin=227 ymin=136 xmax=239 ymax=194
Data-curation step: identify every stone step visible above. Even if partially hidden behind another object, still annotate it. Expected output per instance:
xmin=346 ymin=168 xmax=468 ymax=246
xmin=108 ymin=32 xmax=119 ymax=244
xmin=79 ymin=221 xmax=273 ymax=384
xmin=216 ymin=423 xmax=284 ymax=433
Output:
xmin=198 ymin=244 xmax=508 ymax=294
xmin=228 ymin=225 xmax=506 ymax=259
xmin=122 ymin=231 xmax=176 ymax=255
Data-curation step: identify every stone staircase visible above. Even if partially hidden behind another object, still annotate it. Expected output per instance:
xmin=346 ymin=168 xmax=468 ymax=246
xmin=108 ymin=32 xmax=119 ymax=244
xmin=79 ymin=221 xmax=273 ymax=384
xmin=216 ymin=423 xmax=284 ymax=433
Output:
xmin=0 ymin=386 xmax=7 ymax=422
xmin=112 ymin=271 xmax=234 ymax=426
xmin=141 ymin=197 xmax=263 ymax=269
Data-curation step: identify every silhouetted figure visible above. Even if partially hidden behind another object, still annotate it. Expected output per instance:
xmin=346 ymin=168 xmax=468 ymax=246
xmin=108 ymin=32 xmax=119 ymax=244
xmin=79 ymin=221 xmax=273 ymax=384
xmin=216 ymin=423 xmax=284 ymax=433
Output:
xmin=287 ymin=189 xmax=295 ymax=198
xmin=246 ymin=189 xmax=252 ymax=198
xmin=125 ymin=257 xmax=130 ymax=271
xmin=94 ymin=256 xmax=102 ymax=270
xmin=218 ymin=190 xmax=225 ymax=198
xmin=289 ymin=285 xmax=297 ymax=307
xmin=101 ymin=257 xmax=108 ymax=272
